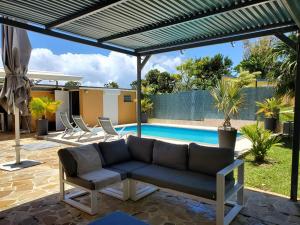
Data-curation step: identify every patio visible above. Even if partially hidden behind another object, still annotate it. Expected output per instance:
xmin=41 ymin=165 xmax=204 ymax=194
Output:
xmin=0 ymin=137 xmax=299 ymax=225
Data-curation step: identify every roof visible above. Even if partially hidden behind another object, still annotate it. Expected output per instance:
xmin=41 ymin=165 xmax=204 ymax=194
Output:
xmin=0 ymin=0 xmax=299 ymax=56
xmin=0 ymin=68 xmax=82 ymax=81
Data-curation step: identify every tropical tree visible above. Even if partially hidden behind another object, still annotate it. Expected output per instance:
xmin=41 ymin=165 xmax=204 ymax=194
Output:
xmin=241 ymin=123 xmax=282 ymax=163
xmin=104 ymin=81 xmax=119 ymax=88
xmin=175 ymin=54 xmax=233 ymax=91
xmin=30 ymin=97 xmax=61 ymax=119
xmin=65 ymin=81 xmax=81 ymax=88
xmin=235 ymin=37 xmax=279 ymax=79
xmin=270 ymin=33 xmax=297 ymax=97
xmin=210 ymin=71 xmax=255 ymax=127
xmin=256 ymin=97 xmax=286 ymax=119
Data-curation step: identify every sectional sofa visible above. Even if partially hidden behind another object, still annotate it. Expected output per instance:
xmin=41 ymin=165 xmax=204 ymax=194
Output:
xmin=58 ymin=135 xmax=244 ymax=225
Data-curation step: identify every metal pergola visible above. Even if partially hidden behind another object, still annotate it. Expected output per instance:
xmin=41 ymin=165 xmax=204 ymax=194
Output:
xmin=0 ymin=0 xmax=299 ymax=200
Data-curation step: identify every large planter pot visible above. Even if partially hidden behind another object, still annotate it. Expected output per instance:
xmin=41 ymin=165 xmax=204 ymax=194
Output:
xmin=141 ymin=112 xmax=148 ymax=123
xmin=264 ymin=117 xmax=277 ymax=132
xmin=36 ymin=119 xmax=48 ymax=136
xmin=218 ymin=127 xmax=237 ymax=150
xmin=283 ymin=121 xmax=294 ymax=136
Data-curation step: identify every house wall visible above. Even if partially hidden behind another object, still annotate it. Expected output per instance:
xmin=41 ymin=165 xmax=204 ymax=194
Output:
xmin=30 ymin=90 xmax=56 ymax=131
xmin=118 ymin=91 xmax=137 ymax=124
xmin=79 ymin=89 xmax=103 ymax=126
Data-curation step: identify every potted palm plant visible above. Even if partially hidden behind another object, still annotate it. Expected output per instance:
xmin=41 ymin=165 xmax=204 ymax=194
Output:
xmin=210 ymin=70 xmax=255 ymax=149
xmin=30 ymin=97 xmax=61 ymax=136
xmin=141 ymin=98 xmax=153 ymax=123
xmin=256 ymin=97 xmax=285 ymax=132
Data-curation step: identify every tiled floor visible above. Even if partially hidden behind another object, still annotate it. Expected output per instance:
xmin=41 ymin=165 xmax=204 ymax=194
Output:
xmin=0 ymin=137 xmax=299 ymax=225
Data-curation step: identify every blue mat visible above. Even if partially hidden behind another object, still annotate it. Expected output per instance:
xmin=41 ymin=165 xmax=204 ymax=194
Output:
xmin=88 ymin=211 xmax=148 ymax=225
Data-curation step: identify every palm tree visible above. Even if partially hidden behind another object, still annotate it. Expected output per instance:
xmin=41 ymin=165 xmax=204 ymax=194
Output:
xmin=271 ymin=33 xmax=297 ymax=97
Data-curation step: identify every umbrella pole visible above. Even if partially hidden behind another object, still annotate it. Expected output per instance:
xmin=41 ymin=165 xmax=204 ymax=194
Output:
xmin=14 ymin=105 xmax=21 ymax=164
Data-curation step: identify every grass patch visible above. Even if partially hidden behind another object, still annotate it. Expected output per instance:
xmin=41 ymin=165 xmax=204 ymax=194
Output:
xmin=239 ymin=146 xmax=300 ymax=197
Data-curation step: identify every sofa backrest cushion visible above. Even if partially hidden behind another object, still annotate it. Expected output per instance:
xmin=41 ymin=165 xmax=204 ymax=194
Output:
xmin=127 ymin=135 xmax=155 ymax=163
xmin=153 ymin=140 xmax=188 ymax=170
xmin=188 ymin=143 xmax=234 ymax=178
xmin=58 ymin=143 xmax=102 ymax=177
xmin=99 ymin=139 xmax=131 ymax=166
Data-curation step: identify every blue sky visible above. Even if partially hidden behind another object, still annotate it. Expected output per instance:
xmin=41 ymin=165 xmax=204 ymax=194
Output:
xmin=0 ymin=31 xmax=246 ymax=88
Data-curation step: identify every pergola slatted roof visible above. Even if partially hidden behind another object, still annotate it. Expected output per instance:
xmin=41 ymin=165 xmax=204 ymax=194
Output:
xmin=0 ymin=0 xmax=299 ymax=56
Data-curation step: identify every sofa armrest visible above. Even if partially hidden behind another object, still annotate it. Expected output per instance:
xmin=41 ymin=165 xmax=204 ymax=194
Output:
xmin=217 ymin=159 xmax=244 ymax=177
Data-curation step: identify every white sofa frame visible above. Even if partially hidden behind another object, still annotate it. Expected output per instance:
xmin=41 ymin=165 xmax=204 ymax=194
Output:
xmin=59 ymin=159 xmax=244 ymax=225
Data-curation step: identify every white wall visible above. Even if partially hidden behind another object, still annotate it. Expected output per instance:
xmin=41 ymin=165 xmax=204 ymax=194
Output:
xmin=103 ymin=89 xmax=120 ymax=125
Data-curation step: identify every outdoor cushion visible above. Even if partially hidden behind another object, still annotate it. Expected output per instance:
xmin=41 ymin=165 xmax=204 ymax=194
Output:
xmin=99 ymin=139 xmax=131 ymax=166
xmin=78 ymin=169 xmax=121 ymax=190
xmin=67 ymin=169 xmax=121 ymax=190
xmin=110 ymin=160 xmax=149 ymax=175
xmin=127 ymin=135 xmax=154 ymax=163
xmin=131 ymin=164 xmax=234 ymax=200
xmin=58 ymin=144 xmax=102 ymax=177
xmin=153 ymin=140 xmax=188 ymax=170
xmin=104 ymin=167 xmax=128 ymax=180
xmin=188 ymin=143 xmax=234 ymax=179
xmin=68 ymin=144 xmax=102 ymax=175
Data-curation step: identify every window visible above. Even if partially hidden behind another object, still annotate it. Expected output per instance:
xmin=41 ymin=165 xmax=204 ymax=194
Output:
xmin=124 ymin=95 xmax=132 ymax=102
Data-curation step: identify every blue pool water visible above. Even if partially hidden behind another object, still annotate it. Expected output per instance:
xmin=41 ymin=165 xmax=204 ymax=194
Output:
xmin=116 ymin=124 xmax=240 ymax=144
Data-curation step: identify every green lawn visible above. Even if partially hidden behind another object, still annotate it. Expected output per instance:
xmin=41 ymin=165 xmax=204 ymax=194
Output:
xmin=240 ymin=146 xmax=300 ymax=198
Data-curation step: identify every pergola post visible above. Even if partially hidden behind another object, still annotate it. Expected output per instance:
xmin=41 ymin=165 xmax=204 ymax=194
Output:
xmin=136 ymin=55 xmax=151 ymax=137
xmin=291 ymin=31 xmax=300 ymax=201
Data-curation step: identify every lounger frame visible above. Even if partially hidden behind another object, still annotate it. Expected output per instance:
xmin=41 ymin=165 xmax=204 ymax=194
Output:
xmin=59 ymin=159 xmax=244 ymax=225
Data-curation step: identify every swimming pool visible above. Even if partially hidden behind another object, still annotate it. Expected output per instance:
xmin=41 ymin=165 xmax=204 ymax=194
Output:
xmin=116 ymin=124 xmax=241 ymax=144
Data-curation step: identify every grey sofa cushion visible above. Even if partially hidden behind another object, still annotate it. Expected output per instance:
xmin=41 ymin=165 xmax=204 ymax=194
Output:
xmin=110 ymin=160 xmax=149 ymax=174
xmin=131 ymin=165 xmax=234 ymax=200
xmin=68 ymin=144 xmax=102 ymax=175
xmin=188 ymin=143 xmax=234 ymax=179
xmin=153 ymin=140 xmax=188 ymax=170
xmin=104 ymin=167 xmax=128 ymax=180
xmin=99 ymin=139 xmax=131 ymax=166
xmin=78 ymin=169 xmax=121 ymax=190
xmin=58 ymin=143 xmax=102 ymax=177
xmin=127 ymin=135 xmax=154 ymax=163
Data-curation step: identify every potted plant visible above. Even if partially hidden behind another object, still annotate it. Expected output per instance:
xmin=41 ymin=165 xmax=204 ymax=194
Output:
xmin=256 ymin=97 xmax=285 ymax=132
xmin=241 ymin=123 xmax=282 ymax=163
xmin=210 ymin=70 xmax=255 ymax=149
xmin=29 ymin=97 xmax=61 ymax=136
xmin=280 ymin=107 xmax=294 ymax=136
xmin=141 ymin=98 xmax=153 ymax=123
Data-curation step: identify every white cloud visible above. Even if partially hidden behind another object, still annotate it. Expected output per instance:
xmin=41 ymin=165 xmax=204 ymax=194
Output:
xmin=1 ymin=48 xmax=184 ymax=88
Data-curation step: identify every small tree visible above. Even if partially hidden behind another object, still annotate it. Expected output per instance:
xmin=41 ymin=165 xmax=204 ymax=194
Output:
xmin=65 ymin=81 xmax=81 ymax=88
xmin=210 ymin=71 xmax=255 ymax=127
xmin=141 ymin=98 xmax=153 ymax=114
xmin=256 ymin=97 xmax=286 ymax=119
xmin=241 ymin=123 xmax=282 ymax=162
xmin=104 ymin=81 xmax=119 ymax=88
xmin=30 ymin=97 xmax=61 ymax=119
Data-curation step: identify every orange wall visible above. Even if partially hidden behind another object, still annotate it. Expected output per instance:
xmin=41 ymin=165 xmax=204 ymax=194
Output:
xmin=79 ymin=89 xmax=103 ymax=126
xmin=118 ymin=91 xmax=136 ymax=124
xmin=30 ymin=90 xmax=55 ymax=130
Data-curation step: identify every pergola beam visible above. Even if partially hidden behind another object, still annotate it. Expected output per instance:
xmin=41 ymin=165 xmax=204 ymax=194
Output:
xmin=136 ymin=55 xmax=152 ymax=137
xmin=137 ymin=24 xmax=298 ymax=55
xmin=282 ymin=0 xmax=300 ymax=29
xmin=98 ymin=0 xmax=270 ymax=43
xmin=0 ymin=17 xmax=137 ymax=56
xmin=46 ymin=0 xmax=127 ymax=29
xmin=275 ymin=33 xmax=297 ymax=51
xmin=290 ymin=31 xmax=300 ymax=201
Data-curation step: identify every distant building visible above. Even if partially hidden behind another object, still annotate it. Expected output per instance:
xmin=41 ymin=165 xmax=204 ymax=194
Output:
xmin=0 ymin=69 xmax=136 ymax=132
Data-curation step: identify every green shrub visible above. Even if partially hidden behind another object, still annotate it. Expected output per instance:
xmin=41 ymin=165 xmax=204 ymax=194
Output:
xmin=241 ymin=123 xmax=282 ymax=162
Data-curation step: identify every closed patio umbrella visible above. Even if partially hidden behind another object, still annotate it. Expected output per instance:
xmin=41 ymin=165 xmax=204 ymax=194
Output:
xmin=0 ymin=23 xmax=32 ymax=167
